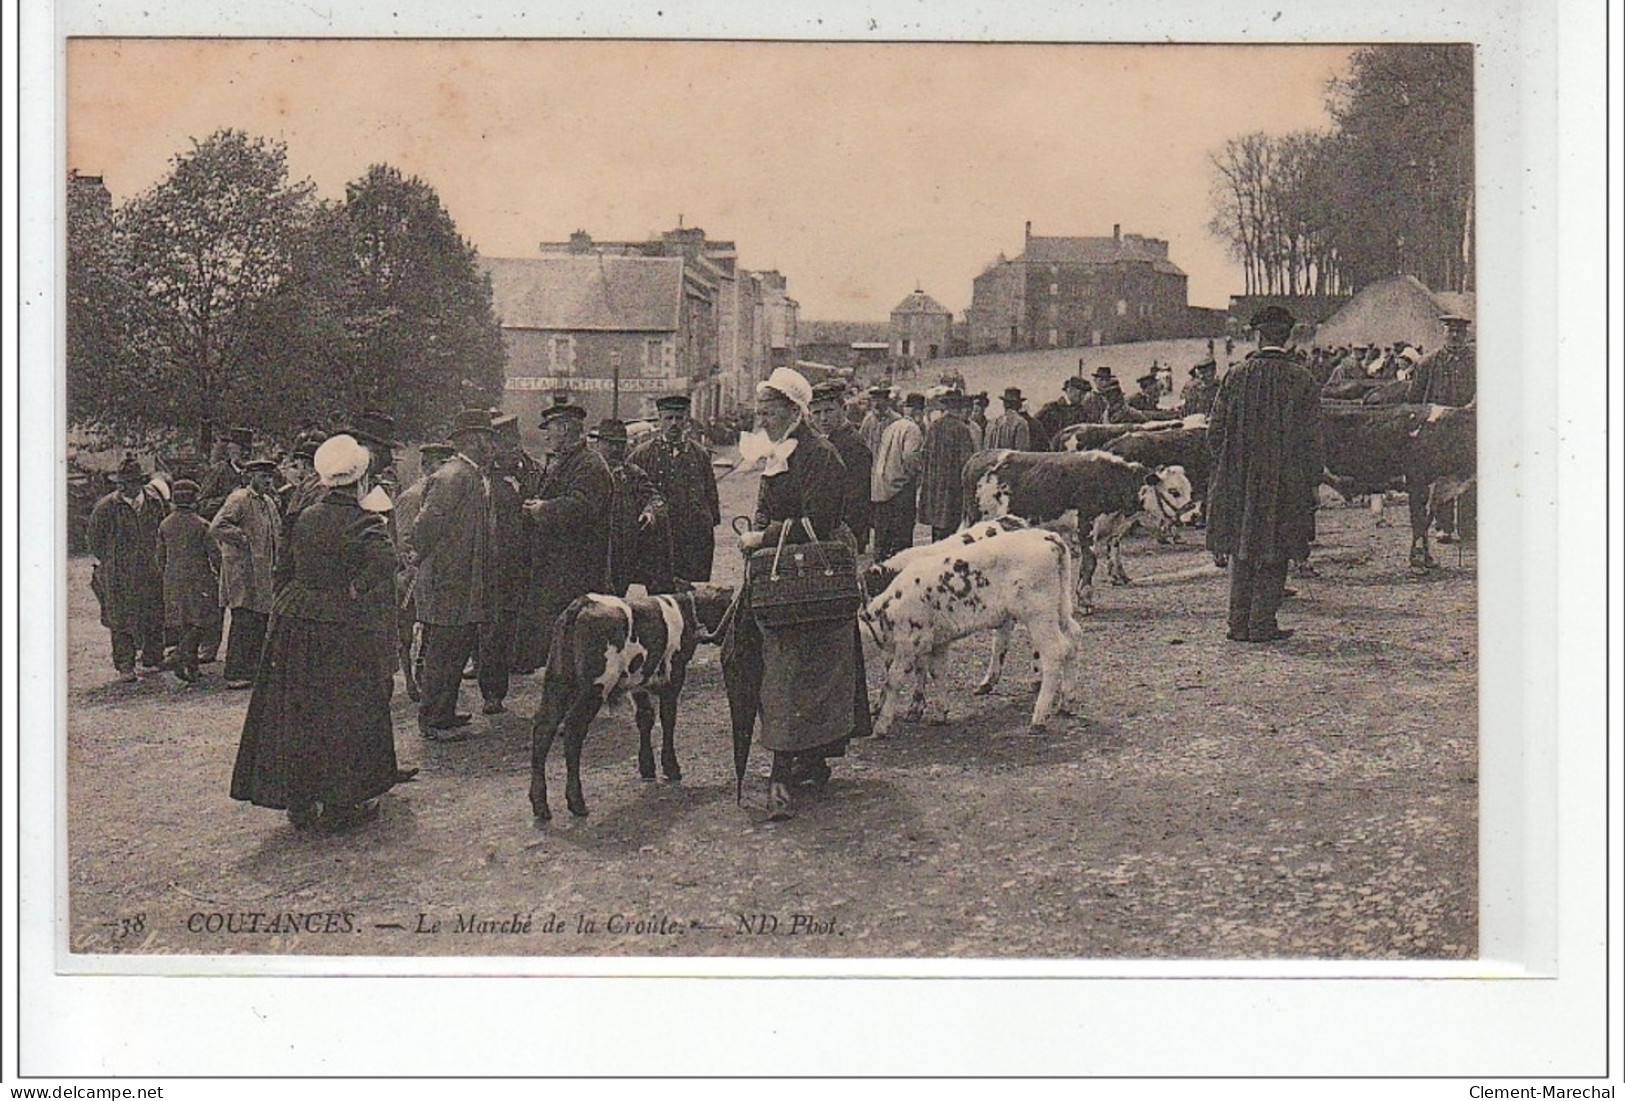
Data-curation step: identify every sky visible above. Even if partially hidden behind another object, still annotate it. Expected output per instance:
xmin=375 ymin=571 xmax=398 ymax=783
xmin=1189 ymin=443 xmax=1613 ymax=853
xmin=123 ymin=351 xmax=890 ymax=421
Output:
xmin=67 ymin=40 xmax=1353 ymax=318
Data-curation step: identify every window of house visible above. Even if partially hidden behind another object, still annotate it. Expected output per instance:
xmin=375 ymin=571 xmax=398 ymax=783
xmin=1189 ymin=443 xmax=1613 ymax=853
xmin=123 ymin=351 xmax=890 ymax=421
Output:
xmin=644 ymin=338 xmax=666 ymax=373
xmin=1116 ymin=299 xmax=1128 ymax=317
xmin=1048 ymin=329 xmax=1059 ymax=347
xmin=1050 ymin=283 xmax=1059 ymax=296
xmin=900 ymin=338 xmax=913 ymax=357
xmin=551 ymin=335 xmax=574 ymax=372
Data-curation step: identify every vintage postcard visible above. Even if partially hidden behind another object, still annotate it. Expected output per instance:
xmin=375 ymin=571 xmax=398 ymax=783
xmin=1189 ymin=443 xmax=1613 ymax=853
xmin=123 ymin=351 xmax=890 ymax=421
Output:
xmin=16 ymin=0 xmax=1610 ymax=1082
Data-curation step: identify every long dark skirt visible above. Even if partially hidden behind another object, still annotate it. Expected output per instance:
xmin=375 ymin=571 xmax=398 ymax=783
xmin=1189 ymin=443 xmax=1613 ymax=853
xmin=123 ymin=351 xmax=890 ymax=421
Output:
xmin=230 ymin=614 xmax=398 ymax=811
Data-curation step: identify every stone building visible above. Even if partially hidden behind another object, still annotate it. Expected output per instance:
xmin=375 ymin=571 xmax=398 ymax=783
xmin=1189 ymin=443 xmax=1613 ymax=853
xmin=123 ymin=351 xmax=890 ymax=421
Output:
xmin=963 ymin=222 xmax=1192 ymax=352
xmin=889 ymin=287 xmax=953 ymax=369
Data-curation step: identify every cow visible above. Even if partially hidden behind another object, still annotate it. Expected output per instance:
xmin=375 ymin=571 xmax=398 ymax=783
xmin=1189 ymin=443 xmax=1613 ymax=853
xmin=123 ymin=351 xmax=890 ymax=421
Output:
xmin=1319 ymin=401 xmax=1476 ymax=570
xmin=528 ymin=584 xmax=735 ymax=821
xmin=1098 ymin=426 xmax=1211 ymax=538
xmin=860 ymin=526 xmax=1083 ymax=735
xmin=1051 ymin=414 xmax=1204 ymax=454
xmin=961 ymin=448 xmax=1195 ymax=608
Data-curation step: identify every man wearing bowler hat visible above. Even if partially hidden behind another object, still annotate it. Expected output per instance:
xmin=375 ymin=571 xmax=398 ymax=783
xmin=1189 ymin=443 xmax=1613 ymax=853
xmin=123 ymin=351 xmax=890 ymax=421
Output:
xmin=1205 ymin=305 xmax=1323 ymax=643
xmin=1035 ymin=371 xmax=1098 ymax=444
xmin=627 ymin=393 xmax=721 ymax=584
xmin=984 ymin=387 xmax=1032 ymax=451
xmin=87 ymin=455 xmax=167 ymax=681
xmin=517 ymin=399 xmax=613 ymax=668
xmin=1181 ymin=358 xmax=1220 ymax=417
xmin=917 ymin=389 xmax=978 ymax=541
xmin=475 ymin=413 xmax=536 ymax=713
xmin=1129 ymin=371 xmax=1164 ymax=414
xmin=412 ymin=409 xmax=498 ymax=738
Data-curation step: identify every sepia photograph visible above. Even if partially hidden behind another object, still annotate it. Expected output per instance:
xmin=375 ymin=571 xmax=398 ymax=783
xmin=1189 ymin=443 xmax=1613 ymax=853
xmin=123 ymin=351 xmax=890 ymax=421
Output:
xmin=13 ymin=0 xmax=1612 ymax=1083
xmin=60 ymin=36 xmax=1483 ymax=963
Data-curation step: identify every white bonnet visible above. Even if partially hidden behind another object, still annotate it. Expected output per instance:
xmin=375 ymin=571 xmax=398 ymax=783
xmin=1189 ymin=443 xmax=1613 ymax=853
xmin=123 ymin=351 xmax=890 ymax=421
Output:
xmin=755 ymin=367 xmax=813 ymax=412
xmin=314 ymin=434 xmax=371 ymax=487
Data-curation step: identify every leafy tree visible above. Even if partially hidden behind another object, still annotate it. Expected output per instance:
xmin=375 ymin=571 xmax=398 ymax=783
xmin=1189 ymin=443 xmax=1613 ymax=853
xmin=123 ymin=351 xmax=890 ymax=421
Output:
xmin=122 ymin=129 xmax=316 ymax=448
xmin=326 ymin=164 xmax=505 ymax=438
xmin=66 ymin=171 xmax=139 ymax=438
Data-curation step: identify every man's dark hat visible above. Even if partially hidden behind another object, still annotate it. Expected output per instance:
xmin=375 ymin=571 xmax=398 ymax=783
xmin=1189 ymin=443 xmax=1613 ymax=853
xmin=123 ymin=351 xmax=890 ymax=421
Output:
xmin=809 ymin=380 xmax=847 ymax=405
xmin=1064 ymin=376 xmax=1089 ymax=392
xmin=1249 ymin=304 xmax=1297 ymax=330
xmin=941 ymin=389 xmax=972 ymax=408
xmin=449 ymin=408 xmax=497 ymax=437
xmin=111 ymin=454 xmax=145 ymax=483
xmin=491 ymin=412 xmax=520 ymax=438
xmin=591 ymin=418 xmax=629 ymax=444
xmin=867 ymin=383 xmax=895 ymax=399
xmin=903 ymin=392 xmax=926 ymax=408
xmin=654 ymin=394 xmax=692 ymax=414
xmin=170 ymin=479 xmax=200 ymax=506
xmin=1438 ymin=314 xmax=1471 ymax=327
xmin=538 ymin=401 xmax=588 ymax=427
xmin=291 ymin=430 xmax=326 ymax=460
xmin=1001 ymin=386 xmax=1025 ymax=406
xmin=972 ymin=391 xmax=989 ymax=405
xmin=226 ymin=426 xmax=254 ymax=449
xmin=338 ymin=410 xmax=400 ymax=449
xmin=419 ymin=442 xmax=455 ymax=458
xmin=1090 ymin=365 xmax=1115 ymax=381
xmin=1195 ymin=357 xmax=1217 ymax=371
xmin=243 ymin=458 xmax=280 ymax=474
xmin=1137 ymin=371 xmax=1160 ymax=387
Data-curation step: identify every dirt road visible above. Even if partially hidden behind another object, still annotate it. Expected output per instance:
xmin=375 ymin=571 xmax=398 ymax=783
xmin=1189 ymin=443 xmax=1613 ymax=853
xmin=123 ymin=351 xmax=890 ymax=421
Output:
xmin=64 ymin=464 xmax=1477 ymax=961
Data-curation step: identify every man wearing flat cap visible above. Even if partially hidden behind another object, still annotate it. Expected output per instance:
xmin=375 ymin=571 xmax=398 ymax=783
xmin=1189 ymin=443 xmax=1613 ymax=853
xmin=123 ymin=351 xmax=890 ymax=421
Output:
xmin=1128 ymin=371 xmax=1164 ymax=414
xmin=1181 ymin=359 xmax=1220 ymax=417
xmin=87 ymin=456 xmax=167 ymax=681
xmin=1407 ymin=314 xmax=1476 ymax=408
xmin=1096 ymin=373 xmax=1153 ymax=426
xmin=412 ymin=409 xmax=498 ymax=737
xmin=1206 ymin=305 xmax=1323 ymax=644
xmin=209 ymin=457 xmax=284 ymax=687
xmin=627 ymin=393 xmax=721 ymax=585
xmin=394 ymin=442 xmax=455 ymax=702
xmin=809 ymin=382 xmax=873 ymax=554
xmin=280 ymin=431 xmax=328 ymax=518
xmin=917 ymin=389 xmax=978 ymax=541
xmin=592 ymin=419 xmax=673 ymax=596
xmin=858 ymin=384 xmax=895 ymax=458
xmin=513 ymin=399 xmax=613 ymax=669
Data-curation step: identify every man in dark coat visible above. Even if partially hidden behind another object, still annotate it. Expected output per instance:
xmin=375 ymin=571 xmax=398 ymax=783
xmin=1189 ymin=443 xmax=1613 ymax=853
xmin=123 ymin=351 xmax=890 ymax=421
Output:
xmin=1206 ymin=306 xmax=1324 ymax=643
xmin=809 ymin=382 xmax=873 ymax=554
xmin=917 ymin=390 xmax=978 ymax=541
xmin=1096 ymin=376 xmax=1153 ymax=425
xmin=1408 ymin=315 xmax=1476 ymax=407
xmin=591 ymin=419 xmax=673 ymax=596
xmin=628 ymin=394 xmax=720 ymax=584
xmin=1181 ymin=359 xmax=1220 ymax=417
xmin=87 ymin=456 xmax=166 ymax=681
xmin=1034 ymin=373 xmax=1098 ymax=443
xmin=1128 ymin=371 xmax=1163 ymax=414
xmin=476 ymin=414 xmax=535 ymax=713
xmin=340 ymin=411 xmax=406 ymax=701
xmin=519 ymin=401 xmax=613 ymax=666
xmin=412 ymin=409 xmax=497 ymax=738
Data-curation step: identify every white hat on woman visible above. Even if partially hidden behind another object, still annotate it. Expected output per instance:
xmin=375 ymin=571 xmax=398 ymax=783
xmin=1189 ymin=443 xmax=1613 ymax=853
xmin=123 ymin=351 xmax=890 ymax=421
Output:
xmin=314 ymin=433 xmax=371 ymax=487
xmin=755 ymin=366 xmax=813 ymax=412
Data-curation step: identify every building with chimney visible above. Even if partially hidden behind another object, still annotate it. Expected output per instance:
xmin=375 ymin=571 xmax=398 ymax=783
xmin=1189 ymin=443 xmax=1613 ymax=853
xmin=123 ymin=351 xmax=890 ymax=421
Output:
xmin=963 ymin=222 xmax=1191 ymax=352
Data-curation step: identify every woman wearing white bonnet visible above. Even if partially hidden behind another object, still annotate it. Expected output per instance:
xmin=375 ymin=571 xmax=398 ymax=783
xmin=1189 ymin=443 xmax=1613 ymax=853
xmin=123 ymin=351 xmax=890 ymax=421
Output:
xmin=230 ymin=433 xmax=406 ymax=832
xmin=722 ymin=367 xmax=873 ymax=820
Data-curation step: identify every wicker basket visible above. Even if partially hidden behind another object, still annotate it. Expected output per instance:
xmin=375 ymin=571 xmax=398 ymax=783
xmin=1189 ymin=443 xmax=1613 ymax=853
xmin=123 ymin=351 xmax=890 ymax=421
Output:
xmin=747 ymin=520 xmax=861 ymax=629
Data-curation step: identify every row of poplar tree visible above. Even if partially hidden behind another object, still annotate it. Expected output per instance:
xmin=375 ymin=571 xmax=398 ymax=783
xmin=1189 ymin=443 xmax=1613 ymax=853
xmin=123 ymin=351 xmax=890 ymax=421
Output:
xmin=1207 ymin=45 xmax=1475 ymax=299
xmin=67 ymin=128 xmax=507 ymax=451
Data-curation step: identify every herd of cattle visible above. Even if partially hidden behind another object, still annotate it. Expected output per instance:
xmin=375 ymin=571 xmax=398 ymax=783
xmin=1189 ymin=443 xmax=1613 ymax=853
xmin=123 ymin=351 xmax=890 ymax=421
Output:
xmin=526 ymin=398 xmax=1476 ymax=821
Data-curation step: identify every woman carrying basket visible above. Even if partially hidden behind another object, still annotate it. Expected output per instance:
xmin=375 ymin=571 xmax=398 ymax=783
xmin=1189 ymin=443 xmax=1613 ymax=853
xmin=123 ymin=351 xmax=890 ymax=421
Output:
xmin=723 ymin=367 xmax=873 ymax=821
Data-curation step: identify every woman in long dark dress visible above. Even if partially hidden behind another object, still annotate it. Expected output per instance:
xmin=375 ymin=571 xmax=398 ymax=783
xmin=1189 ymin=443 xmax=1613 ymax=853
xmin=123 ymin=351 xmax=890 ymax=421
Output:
xmin=230 ymin=435 xmax=401 ymax=832
xmin=722 ymin=367 xmax=872 ymax=821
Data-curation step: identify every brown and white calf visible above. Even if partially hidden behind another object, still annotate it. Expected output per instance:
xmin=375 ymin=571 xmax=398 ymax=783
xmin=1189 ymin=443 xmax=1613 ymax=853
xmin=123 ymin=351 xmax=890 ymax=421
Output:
xmin=529 ymin=585 xmax=734 ymax=821
xmin=861 ymin=527 xmax=1083 ymax=735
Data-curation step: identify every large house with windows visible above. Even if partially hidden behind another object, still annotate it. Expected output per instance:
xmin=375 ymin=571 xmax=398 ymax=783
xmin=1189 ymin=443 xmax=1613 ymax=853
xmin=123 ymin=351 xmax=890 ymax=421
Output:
xmin=962 ymin=222 xmax=1191 ymax=352
xmin=482 ymin=253 xmax=703 ymax=434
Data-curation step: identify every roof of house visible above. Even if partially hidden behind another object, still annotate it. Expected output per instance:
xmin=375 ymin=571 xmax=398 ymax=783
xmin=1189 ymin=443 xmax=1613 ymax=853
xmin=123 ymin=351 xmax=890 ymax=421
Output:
xmin=891 ymin=289 xmax=951 ymax=316
xmin=1020 ymin=235 xmax=1186 ymax=277
xmin=481 ymin=255 xmax=683 ymax=332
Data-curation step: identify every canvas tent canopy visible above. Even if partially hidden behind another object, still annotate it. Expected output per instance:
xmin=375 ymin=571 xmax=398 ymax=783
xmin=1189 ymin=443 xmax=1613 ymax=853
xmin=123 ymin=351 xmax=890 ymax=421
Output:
xmin=1312 ymin=275 xmax=1474 ymax=353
